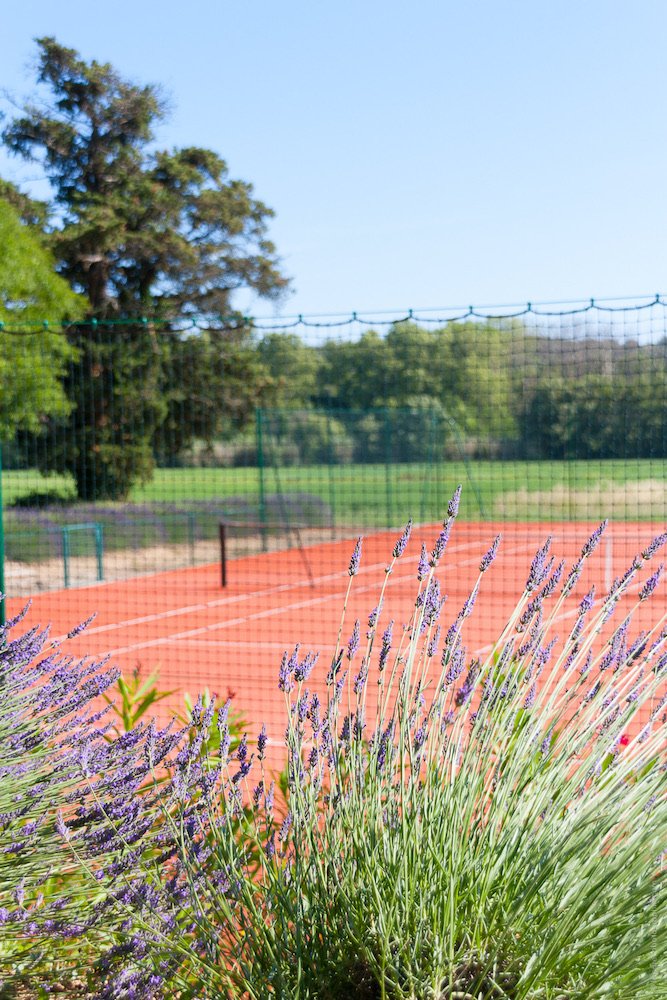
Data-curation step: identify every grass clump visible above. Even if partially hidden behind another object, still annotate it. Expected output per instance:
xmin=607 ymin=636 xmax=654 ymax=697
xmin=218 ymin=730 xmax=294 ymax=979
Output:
xmin=1 ymin=490 xmax=666 ymax=997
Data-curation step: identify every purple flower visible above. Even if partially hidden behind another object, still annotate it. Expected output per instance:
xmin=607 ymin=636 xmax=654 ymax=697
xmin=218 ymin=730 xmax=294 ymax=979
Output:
xmin=479 ymin=534 xmax=501 ymax=573
xmin=347 ymin=620 xmax=361 ymax=661
xmin=539 ymin=559 xmax=564 ymax=599
xmin=265 ymin=782 xmax=275 ymax=813
xmin=523 ymin=683 xmax=537 ymax=709
xmin=393 ymin=519 xmax=412 ymax=558
xmin=581 ymin=520 xmax=608 ymax=557
xmin=353 ymin=661 xmax=369 ymax=695
xmin=526 ymin=537 xmax=552 ymax=592
xmin=55 ymin=811 xmax=70 ymax=841
xmin=257 ymin=724 xmax=268 ymax=761
xmin=278 ymin=646 xmax=302 ymax=692
xmin=447 ymin=485 xmax=462 ymax=518
xmin=278 ymin=812 xmax=292 ymax=843
xmin=427 ymin=626 xmax=441 ymax=659
xmin=326 ymin=651 xmax=344 ymax=684
xmin=231 ymin=759 xmax=252 ymax=784
xmin=460 ymin=584 xmax=479 ymax=619
xmin=367 ymin=604 xmax=381 ymax=636
xmin=417 ymin=543 xmax=429 ymax=581
xmin=348 ymin=537 xmax=363 ymax=576
xmin=443 ymin=646 xmax=465 ymax=686
xmin=562 ymin=560 xmax=584 ymax=597
xmin=378 ymin=621 xmax=393 ymax=671
xmin=66 ymin=613 xmax=97 ymax=639
xmin=252 ymin=781 xmax=264 ymax=808
xmin=294 ymin=650 xmax=318 ymax=683
xmin=413 ymin=724 xmax=427 ymax=753
xmin=308 ymin=693 xmax=321 ymax=732
xmin=430 ymin=523 xmax=451 ymax=567
xmin=236 ymin=735 xmax=248 ymax=763
xmin=642 ymin=532 xmax=667 ymax=560
xmin=296 ymin=692 xmax=309 ymax=723
xmin=455 ymin=660 xmax=479 ymax=705
xmin=14 ymin=880 xmax=25 ymax=907
xmin=421 ymin=579 xmax=445 ymax=628
xmin=579 ymin=587 xmax=596 ymax=615
xmin=640 ymin=564 xmax=663 ymax=601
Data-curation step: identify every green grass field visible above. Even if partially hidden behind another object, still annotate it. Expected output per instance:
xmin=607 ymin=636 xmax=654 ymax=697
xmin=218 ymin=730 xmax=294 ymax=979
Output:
xmin=3 ymin=458 xmax=666 ymax=525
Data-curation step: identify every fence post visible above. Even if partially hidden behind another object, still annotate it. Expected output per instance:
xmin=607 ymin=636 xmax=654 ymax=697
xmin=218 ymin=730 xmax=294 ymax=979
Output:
xmin=256 ymin=408 xmax=268 ymax=551
xmin=384 ymin=408 xmax=393 ymax=528
xmin=62 ymin=526 xmax=71 ymax=589
xmin=327 ymin=410 xmax=336 ymax=540
xmin=95 ymin=523 xmax=104 ymax=582
xmin=187 ymin=511 xmax=196 ymax=566
xmin=0 ymin=444 xmax=5 ymax=627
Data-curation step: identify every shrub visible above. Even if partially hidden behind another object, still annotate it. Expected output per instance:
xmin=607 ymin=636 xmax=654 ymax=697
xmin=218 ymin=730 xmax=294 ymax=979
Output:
xmin=0 ymin=612 xmax=195 ymax=995
xmin=3 ymin=493 xmax=666 ymax=998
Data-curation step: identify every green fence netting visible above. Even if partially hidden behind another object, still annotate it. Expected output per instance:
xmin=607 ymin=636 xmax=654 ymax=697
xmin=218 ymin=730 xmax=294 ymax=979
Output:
xmin=1 ymin=297 xmax=665 ymax=735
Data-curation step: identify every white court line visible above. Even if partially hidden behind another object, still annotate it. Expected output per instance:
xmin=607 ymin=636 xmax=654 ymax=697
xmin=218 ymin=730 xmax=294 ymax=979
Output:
xmin=102 ymin=542 xmax=536 ymax=658
xmin=58 ymin=526 xmax=624 ymax=646
xmin=57 ymin=537 xmax=501 ymax=644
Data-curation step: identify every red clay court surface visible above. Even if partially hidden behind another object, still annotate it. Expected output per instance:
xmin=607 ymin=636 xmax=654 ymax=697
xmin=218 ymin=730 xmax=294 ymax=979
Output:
xmin=6 ymin=521 xmax=665 ymax=772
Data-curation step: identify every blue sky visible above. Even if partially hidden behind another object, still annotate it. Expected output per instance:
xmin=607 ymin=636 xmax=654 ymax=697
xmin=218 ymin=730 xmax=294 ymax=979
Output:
xmin=1 ymin=1 xmax=666 ymax=320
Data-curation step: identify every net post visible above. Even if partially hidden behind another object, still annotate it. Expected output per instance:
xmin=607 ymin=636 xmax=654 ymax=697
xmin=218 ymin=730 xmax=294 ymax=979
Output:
xmin=219 ymin=522 xmax=227 ymax=588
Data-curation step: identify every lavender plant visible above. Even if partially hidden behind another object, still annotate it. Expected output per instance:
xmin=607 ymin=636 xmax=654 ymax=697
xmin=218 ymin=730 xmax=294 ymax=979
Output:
xmin=45 ymin=491 xmax=667 ymax=1000
xmin=4 ymin=496 xmax=666 ymax=998
xmin=0 ymin=609 xmax=196 ymax=996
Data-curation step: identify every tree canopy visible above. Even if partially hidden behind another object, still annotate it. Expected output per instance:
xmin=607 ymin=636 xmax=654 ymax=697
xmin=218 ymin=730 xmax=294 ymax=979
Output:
xmin=1 ymin=37 xmax=289 ymax=498
xmin=0 ymin=197 xmax=85 ymax=439
xmin=2 ymin=37 xmax=289 ymax=317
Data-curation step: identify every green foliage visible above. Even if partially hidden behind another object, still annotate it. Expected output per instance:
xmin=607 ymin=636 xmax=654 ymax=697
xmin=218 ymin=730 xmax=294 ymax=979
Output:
xmin=154 ymin=326 xmax=274 ymax=466
xmin=521 ymin=369 xmax=667 ymax=460
xmin=1 ymin=37 xmax=288 ymax=498
xmin=18 ymin=512 xmax=661 ymax=998
xmin=0 ymin=199 xmax=84 ymax=439
xmin=104 ymin=666 xmax=177 ymax=736
xmin=169 ymin=520 xmax=664 ymax=998
xmin=258 ymin=332 xmax=323 ymax=408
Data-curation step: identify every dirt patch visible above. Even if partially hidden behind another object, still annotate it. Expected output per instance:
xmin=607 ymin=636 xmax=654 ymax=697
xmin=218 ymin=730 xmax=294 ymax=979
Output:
xmin=494 ymin=478 xmax=667 ymax=521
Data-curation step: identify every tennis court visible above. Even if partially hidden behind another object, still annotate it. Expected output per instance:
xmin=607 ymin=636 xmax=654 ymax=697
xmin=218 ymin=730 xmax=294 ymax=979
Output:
xmin=5 ymin=519 xmax=662 ymax=770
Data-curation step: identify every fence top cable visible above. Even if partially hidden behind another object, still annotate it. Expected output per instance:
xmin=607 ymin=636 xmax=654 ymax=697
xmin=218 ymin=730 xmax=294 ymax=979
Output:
xmin=1 ymin=293 xmax=666 ymax=333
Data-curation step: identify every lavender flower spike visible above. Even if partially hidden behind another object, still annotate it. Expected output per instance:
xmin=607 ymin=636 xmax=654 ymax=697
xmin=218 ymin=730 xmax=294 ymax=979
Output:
xmin=581 ymin=519 xmax=608 ymax=558
xmin=447 ymin=484 xmax=462 ymax=519
xmin=430 ymin=523 xmax=451 ymax=567
xmin=526 ymin=537 xmax=552 ymax=592
xmin=640 ymin=564 xmax=663 ymax=602
xmin=393 ymin=519 xmax=413 ymax=559
xmin=348 ymin=537 xmax=363 ymax=576
xmin=479 ymin=534 xmax=501 ymax=573
xmin=66 ymin=613 xmax=97 ymax=639
xmin=347 ymin=620 xmax=361 ymax=661
xmin=417 ymin=543 xmax=429 ymax=581
xmin=642 ymin=532 xmax=667 ymax=561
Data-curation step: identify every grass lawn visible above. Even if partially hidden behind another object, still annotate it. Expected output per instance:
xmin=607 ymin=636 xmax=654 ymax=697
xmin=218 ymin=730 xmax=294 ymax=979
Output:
xmin=2 ymin=458 xmax=666 ymax=525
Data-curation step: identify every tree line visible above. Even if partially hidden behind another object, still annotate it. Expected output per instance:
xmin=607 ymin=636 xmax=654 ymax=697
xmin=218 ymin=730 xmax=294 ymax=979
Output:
xmin=1 ymin=39 xmax=665 ymax=501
